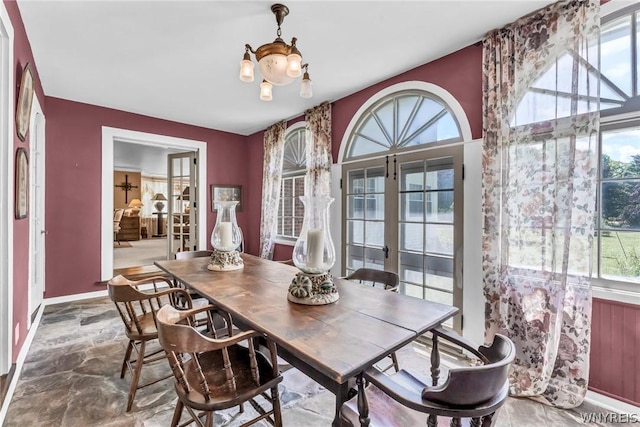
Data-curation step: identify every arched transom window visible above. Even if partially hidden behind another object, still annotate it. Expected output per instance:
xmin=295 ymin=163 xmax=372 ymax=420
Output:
xmin=345 ymin=91 xmax=463 ymax=159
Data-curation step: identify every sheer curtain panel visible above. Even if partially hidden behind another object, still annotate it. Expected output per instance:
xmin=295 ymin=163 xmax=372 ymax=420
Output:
xmin=482 ymin=0 xmax=599 ymax=408
xmin=259 ymin=121 xmax=287 ymax=259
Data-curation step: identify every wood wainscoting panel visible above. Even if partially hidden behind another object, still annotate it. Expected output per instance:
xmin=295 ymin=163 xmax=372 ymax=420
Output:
xmin=589 ymin=297 xmax=640 ymax=406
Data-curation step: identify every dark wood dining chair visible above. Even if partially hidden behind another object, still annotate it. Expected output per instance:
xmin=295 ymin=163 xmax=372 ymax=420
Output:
xmin=340 ymin=329 xmax=516 ymax=427
xmin=173 ymin=250 xmax=231 ymax=336
xmin=156 ymin=304 xmax=283 ymax=427
xmin=107 ymin=274 xmax=193 ymax=411
xmin=343 ymin=268 xmax=401 ymax=372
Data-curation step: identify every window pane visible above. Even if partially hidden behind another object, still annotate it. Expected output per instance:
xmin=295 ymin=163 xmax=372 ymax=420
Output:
xmin=365 ymin=195 xmax=384 ymax=220
xmin=365 ymin=221 xmax=384 ymax=246
xmin=396 ymin=95 xmax=421 ymax=140
xmin=346 ymin=245 xmax=364 ymax=271
xmin=405 ymin=284 xmax=423 ymax=299
xmin=425 ymin=288 xmax=453 ymax=306
xmin=426 ymin=191 xmax=454 ymax=223
xmin=400 ymin=252 xmax=423 ymax=285
xmin=400 ymin=193 xmax=423 ymax=222
xmin=425 ymin=224 xmax=454 ymax=255
xmin=349 ymin=135 xmax=388 ymax=157
xmin=400 ymin=223 xmax=423 ymax=252
xmin=347 ymin=220 xmax=364 ymax=245
xmin=364 ymin=247 xmax=385 ymax=269
xmin=358 ymin=115 xmax=388 ymax=145
xmin=600 ymin=231 xmax=640 ymax=283
xmin=347 ymin=195 xmax=365 ymax=219
xmin=366 ymin=168 xmax=385 ymax=193
xmin=401 ymin=162 xmax=424 ymax=191
xmin=601 ymin=128 xmax=640 ymax=179
xmin=348 ymin=170 xmax=365 ymax=194
xmin=425 ymin=256 xmax=454 ymax=292
xmin=601 ymin=181 xmax=640 ymax=231
xmin=601 ymin=15 xmax=632 ymax=97
xmin=374 ymin=100 xmax=394 ymax=142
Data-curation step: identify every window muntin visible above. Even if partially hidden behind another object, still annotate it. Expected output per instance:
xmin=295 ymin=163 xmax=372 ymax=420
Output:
xmin=277 ymin=126 xmax=306 ymax=240
xmin=345 ymin=91 xmax=463 ymax=159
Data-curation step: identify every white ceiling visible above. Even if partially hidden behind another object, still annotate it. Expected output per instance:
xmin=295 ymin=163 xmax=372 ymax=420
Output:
xmin=17 ymin=0 xmax=552 ymax=136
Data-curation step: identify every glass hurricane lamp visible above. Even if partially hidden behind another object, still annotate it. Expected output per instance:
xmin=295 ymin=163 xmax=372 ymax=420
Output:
xmin=208 ymin=201 xmax=244 ymax=271
xmin=287 ymin=195 xmax=339 ymax=305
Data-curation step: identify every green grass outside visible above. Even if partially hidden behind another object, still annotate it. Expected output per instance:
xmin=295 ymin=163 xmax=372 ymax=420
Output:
xmin=597 ymin=231 xmax=640 ymax=282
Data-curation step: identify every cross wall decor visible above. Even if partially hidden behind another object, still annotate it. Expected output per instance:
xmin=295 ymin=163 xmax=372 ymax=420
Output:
xmin=115 ymin=174 xmax=138 ymax=203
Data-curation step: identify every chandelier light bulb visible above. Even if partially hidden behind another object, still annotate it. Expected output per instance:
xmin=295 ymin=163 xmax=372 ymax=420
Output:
xmin=299 ymin=72 xmax=312 ymax=99
xmin=239 ymin=52 xmax=255 ymax=82
xmin=286 ymin=52 xmax=302 ymax=78
xmin=260 ymin=80 xmax=273 ymax=101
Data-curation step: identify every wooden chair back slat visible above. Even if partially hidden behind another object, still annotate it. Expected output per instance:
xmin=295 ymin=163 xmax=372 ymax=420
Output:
xmin=344 ymin=268 xmax=400 ymax=292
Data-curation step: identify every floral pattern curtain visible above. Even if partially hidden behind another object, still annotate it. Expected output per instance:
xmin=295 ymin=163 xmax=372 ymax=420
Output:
xmin=305 ymin=102 xmax=332 ymax=197
xmin=482 ymin=0 xmax=599 ymax=408
xmin=259 ymin=120 xmax=287 ymax=259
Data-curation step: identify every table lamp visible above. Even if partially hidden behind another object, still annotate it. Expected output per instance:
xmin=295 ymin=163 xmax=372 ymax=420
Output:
xmin=152 ymin=193 xmax=167 ymax=212
xmin=128 ymin=198 xmax=143 ymax=216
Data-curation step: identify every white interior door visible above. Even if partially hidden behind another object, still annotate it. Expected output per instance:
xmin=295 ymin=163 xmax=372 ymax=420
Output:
xmin=167 ymin=152 xmax=198 ymax=257
xmin=28 ymin=100 xmax=45 ymax=326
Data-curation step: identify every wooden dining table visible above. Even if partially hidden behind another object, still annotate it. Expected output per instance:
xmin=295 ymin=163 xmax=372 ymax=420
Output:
xmin=155 ymin=253 xmax=458 ymax=426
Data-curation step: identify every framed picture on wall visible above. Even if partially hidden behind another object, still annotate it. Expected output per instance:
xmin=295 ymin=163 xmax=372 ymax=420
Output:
xmin=211 ymin=185 xmax=242 ymax=212
xmin=15 ymin=63 xmax=34 ymax=142
xmin=15 ymin=148 xmax=28 ymax=219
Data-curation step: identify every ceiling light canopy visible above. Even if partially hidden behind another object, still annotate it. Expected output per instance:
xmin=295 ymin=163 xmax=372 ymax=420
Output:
xmin=240 ymin=3 xmax=312 ymax=101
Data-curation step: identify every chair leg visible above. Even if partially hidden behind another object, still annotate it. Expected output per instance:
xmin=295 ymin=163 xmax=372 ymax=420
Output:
xmin=390 ymin=351 xmax=400 ymax=372
xmin=120 ymin=340 xmax=134 ymax=379
xmin=205 ymin=412 xmax=214 ymax=427
xmin=127 ymin=340 xmax=146 ymax=412
xmin=171 ymin=400 xmax=184 ymax=427
xmin=427 ymin=414 xmax=438 ymax=427
xmin=271 ymin=385 xmax=283 ymax=426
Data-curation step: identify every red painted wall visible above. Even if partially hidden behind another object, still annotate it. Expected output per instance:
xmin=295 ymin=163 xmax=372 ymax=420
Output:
xmin=589 ymin=297 xmax=640 ymax=406
xmin=44 ymin=97 xmax=248 ymax=300
xmin=5 ymin=0 xmax=46 ymax=363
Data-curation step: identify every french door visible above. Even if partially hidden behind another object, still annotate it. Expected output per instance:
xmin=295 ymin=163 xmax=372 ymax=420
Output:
xmin=342 ymin=145 xmax=463 ymax=332
xmin=167 ymin=152 xmax=198 ymax=257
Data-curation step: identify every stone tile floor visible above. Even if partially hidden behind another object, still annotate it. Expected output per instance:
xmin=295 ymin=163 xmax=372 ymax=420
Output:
xmin=3 ymin=297 xmax=616 ymax=426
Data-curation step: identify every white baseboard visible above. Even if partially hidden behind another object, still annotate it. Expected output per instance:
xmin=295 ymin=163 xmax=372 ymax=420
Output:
xmin=0 ymin=302 xmax=44 ymax=424
xmin=586 ymin=390 xmax=640 ymax=414
xmin=44 ymin=289 xmax=108 ymax=306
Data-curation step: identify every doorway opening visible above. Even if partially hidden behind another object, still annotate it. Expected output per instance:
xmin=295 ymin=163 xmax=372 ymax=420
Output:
xmin=101 ymin=127 xmax=207 ymax=282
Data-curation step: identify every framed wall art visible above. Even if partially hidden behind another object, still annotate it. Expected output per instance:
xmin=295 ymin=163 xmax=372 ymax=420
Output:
xmin=16 ymin=63 xmax=35 ymax=142
xmin=211 ymin=184 xmax=242 ymax=212
xmin=15 ymin=147 xmax=28 ymax=219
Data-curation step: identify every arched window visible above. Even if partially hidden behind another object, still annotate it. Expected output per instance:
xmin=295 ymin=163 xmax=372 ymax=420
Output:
xmin=340 ymin=83 xmax=470 ymax=333
xmin=277 ymin=123 xmax=306 ymax=240
xmin=345 ymin=90 xmax=464 ymax=160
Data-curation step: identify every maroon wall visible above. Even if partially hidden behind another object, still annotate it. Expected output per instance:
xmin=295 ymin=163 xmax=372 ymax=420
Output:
xmin=44 ymin=97 xmax=248 ymax=300
xmin=5 ymin=0 xmax=46 ymax=362
xmin=589 ymin=297 xmax=640 ymax=406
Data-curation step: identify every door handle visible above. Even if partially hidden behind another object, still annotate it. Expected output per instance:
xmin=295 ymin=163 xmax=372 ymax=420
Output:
xmin=41 ymin=230 xmax=47 ymax=235
xmin=383 ymin=245 xmax=389 ymax=259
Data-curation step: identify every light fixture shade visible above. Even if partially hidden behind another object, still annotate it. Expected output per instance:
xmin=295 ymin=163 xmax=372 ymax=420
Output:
xmin=151 ymin=193 xmax=167 ymax=201
xmin=286 ymin=52 xmax=302 ymax=78
xmin=239 ymin=59 xmax=255 ymax=82
xmin=260 ymin=80 xmax=273 ymax=101
xmin=299 ymin=74 xmax=312 ymax=98
xmin=258 ymin=54 xmax=295 ymax=86
xmin=128 ymin=198 xmax=143 ymax=208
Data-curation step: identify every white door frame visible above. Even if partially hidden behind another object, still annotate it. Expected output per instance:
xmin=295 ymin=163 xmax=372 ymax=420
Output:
xmin=101 ymin=127 xmax=207 ymax=281
xmin=27 ymin=96 xmax=45 ymax=327
xmin=0 ymin=1 xmax=14 ymax=375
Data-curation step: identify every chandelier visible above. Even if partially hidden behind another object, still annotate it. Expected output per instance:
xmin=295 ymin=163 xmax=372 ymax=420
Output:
xmin=239 ymin=3 xmax=312 ymax=101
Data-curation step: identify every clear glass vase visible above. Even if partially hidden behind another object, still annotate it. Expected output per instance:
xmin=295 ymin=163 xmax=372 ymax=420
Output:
xmin=210 ymin=201 xmax=242 ymax=252
xmin=292 ymin=196 xmax=335 ymax=274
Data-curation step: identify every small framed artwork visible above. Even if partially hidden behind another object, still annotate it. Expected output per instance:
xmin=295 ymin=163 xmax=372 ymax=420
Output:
xmin=15 ymin=63 xmax=34 ymax=142
xmin=211 ymin=184 xmax=242 ymax=212
xmin=15 ymin=147 xmax=28 ymax=219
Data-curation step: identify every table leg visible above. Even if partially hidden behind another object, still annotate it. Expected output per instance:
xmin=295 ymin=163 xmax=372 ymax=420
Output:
xmin=332 ymin=381 xmax=351 ymax=427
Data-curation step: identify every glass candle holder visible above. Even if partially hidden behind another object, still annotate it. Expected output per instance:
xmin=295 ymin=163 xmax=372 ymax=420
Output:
xmin=288 ymin=196 xmax=339 ymax=305
xmin=208 ymin=201 xmax=244 ymax=271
